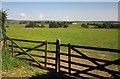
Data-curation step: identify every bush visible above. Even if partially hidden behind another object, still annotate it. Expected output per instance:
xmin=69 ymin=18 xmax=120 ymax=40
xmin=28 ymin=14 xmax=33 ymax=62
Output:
xmin=92 ymin=22 xmax=120 ymax=29
xmin=49 ymin=22 xmax=59 ymax=28
xmin=49 ymin=22 xmax=69 ymax=28
xmin=19 ymin=21 xmax=28 ymax=24
xmin=102 ymin=22 xmax=113 ymax=29
xmin=112 ymin=24 xmax=120 ymax=28
xmin=6 ymin=25 xmax=9 ymax=28
xmin=25 ymin=21 xmax=40 ymax=28
xmin=81 ymin=23 xmax=88 ymax=28
xmin=40 ymin=24 xmax=45 ymax=28
xmin=63 ymin=23 xmax=69 ymax=28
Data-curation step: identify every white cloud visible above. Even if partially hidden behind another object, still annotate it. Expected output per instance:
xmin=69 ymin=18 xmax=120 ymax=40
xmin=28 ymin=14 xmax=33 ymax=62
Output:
xmin=19 ymin=13 xmax=30 ymax=18
xmin=20 ymin=13 xmax=26 ymax=16
xmin=38 ymin=14 xmax=43 ymax=19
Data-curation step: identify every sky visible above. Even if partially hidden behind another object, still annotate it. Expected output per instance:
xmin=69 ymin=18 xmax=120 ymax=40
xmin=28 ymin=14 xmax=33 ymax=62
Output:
xmin=1 ymin=0 xmax=120 ymax=2
xmin=2 ymin=2 xmax=119 ymax=21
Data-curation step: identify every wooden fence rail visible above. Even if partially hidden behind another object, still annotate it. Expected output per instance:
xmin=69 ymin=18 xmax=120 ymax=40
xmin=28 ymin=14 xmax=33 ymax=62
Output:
xmin=6 ymin=36 xmax=120 ymax=79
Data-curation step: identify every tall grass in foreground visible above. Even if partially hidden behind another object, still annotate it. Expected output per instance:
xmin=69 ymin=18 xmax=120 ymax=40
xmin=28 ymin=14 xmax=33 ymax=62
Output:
xmin=2 ymin=47 xmax=47 ymax=77
xmin=2 ymin=47 xmax=27 ymax=70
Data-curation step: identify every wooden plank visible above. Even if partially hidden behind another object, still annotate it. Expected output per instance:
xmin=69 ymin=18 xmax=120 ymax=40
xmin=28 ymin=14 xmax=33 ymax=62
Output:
xmin=60 ymin=43 xmax=68 ymax=47
xmin=71 ymin=45 xmax=120 ymax=53
xmin=15 ymin=52 xmax=56 ymax=60
xmin=8 ymin=45 xmax=56 ymax=53
xmin=6 ymin=37 xmax=119 ymax=53
xmin=6 ymin=37 xmax=56 ymax=44
xmin=45 ymin=41 xmax=47 ymax=68
xmin=25 ymin=43 xmax=45 ymax=52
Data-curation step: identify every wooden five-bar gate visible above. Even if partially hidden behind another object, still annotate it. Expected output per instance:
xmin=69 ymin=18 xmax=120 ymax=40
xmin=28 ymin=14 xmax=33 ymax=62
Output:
xmin=6 ymin=36 xmax=120 ymax=79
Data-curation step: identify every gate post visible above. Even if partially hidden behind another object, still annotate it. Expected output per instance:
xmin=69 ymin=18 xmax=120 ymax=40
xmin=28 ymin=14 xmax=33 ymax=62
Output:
xmin=68 ymin=43 xmax=71 ymax=75
xmin=56 ymin=39 xmax=60 ymax=73
xmin=45 ymin=41 xmax=47 ymax=69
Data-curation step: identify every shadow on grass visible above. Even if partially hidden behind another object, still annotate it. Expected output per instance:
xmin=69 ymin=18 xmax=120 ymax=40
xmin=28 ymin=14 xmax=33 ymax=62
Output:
xmin=17 ymin=57 xmax=120 ymax=79
xmin=17 ymin=57 xmax=77 ymax=79
xmin=28 ymin=63 xmax=77 ymax=79
xmin=29 ymin=71 xmax=76 ymax=79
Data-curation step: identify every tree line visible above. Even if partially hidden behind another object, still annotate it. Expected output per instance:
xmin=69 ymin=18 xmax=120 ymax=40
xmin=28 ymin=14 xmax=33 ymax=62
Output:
xmin=25 ymin=21 xmax=45 ymax=28
xmin=81 ymin=22 xmax=120 ymax=29
xmin=25 ymin=21 xmax=69 ymax=28
xmin=49 ymin=22 xmax=69 ymax=28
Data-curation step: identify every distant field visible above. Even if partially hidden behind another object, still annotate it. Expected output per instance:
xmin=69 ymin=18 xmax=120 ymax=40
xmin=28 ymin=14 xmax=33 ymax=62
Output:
xmin=6 ymin=24 xmax=26 ymax=28
xmin=6 ymin=24 xmax=118 ymax=49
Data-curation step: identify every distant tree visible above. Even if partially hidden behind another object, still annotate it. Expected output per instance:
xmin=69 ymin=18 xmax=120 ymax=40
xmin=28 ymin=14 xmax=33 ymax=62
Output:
xmin=81 ymin=23 xmax=88 ymax=28
xmin=49 ymin=22 xmax=59 ymax=28
xmin=102 ymin=22 xmax=113 ymax=29
xmin=68 ymin=21 xmax=73 ymax=24
xmin=96 ymin=24 xmax=103 ymax=28
xmin=57 ymin=22 xmax=62 ymax=28
xmin=40 ymin=24 xmax=45 ymax=28
xmin=6 ymin=25 xmax=9 ymax=28
xmin=63 ymin=23 xmax=69 ymax=28
xmin=19 ymin=21 xmax=28 ymax=24
xmin=112 ymin=24 xmax=120 ymax=28
xmin=87 ymin=23 xmax=90 ymax=25
xmin=49 ymin=22 xmax=69 ymax=28
xmin=25 ymin=21 xmax=40 ymax=28
xmin=92 ymin=23 xmax=103 ymax=28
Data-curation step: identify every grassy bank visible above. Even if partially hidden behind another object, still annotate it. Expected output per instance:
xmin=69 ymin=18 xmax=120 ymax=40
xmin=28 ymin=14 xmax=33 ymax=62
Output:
xmin=2 ymin=47 xmax=47 ymax=77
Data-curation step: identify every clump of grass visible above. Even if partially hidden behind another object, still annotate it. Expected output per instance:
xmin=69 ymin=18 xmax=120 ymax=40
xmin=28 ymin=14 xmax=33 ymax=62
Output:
xmin=2 ymin=47 xmax=28 ymax=71
xmin=2 ymin=47 xmax=48 ymax=77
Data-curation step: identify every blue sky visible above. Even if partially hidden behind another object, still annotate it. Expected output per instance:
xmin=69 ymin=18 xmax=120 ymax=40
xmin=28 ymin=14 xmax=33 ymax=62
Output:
xmin=1 ymin=0 xmax=120 ymax=2
xmin=2 ymin=2 xmax=118 ymax=21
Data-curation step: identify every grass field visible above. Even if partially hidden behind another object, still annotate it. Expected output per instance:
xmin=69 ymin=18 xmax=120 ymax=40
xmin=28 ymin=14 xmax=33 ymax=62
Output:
xmin=6 ymin=24 xmax=118 ymax=49
xmin=4 ymin=23 xmax=119 ymax=77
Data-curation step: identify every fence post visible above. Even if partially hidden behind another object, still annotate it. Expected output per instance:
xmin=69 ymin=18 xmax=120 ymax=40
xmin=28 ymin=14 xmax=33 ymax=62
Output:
xmin=45 ymin=41 xmax=47 ymax=69
xmin=68 ymin=43 xmax=71 ymax=75
xmin=11 ymin=41 xmax=14 ymax=57
xmin=56 ymin=39 xmax=60 ymax=73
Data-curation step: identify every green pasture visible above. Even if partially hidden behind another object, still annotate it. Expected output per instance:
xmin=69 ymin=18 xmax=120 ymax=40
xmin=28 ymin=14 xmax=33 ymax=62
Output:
xmin=6 ymin=27 xmax=118 ymax=49
xmin=4 ymin=24 xmax=119 ymax=77
xmin=6 ymin=23 xmax=119 ymax=60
